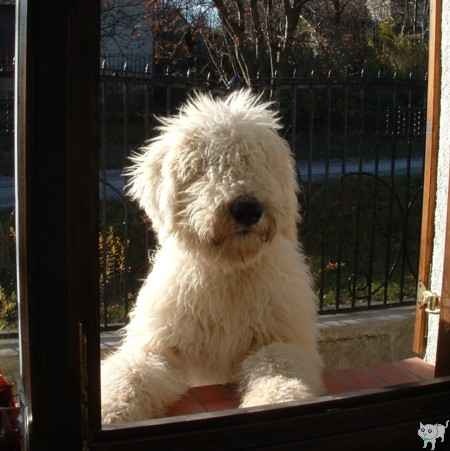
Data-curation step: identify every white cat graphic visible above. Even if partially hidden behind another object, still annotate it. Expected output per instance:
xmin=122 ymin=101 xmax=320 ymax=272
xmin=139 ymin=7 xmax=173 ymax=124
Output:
xmin=418 ymin=420 xmax=449 ymax=450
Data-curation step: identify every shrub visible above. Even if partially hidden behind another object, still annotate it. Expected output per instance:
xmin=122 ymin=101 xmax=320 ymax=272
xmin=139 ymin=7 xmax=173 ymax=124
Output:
xmin=368 ymin=20 xmax=427 ymax=76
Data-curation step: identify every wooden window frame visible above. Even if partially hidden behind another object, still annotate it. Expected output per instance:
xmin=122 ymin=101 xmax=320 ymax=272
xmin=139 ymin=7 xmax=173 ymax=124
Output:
xmin=15 ymin=1 xmax=450 ymax=450
xmin=413 ymin=0 xmax=442 ymax=356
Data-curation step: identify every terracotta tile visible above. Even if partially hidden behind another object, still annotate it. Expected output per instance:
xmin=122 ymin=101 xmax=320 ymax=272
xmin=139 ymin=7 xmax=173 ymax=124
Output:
xmin=347 ymin=367 xmax=387 ymax=390
xmin=323 ymin=371 xmax=344 ymax=394
xmin=167 ymin=384 xmax=241 ymax=416
xmin=225 ymin=384 xmax=241 ymax=401
xmin=398 ymin=357 xmax=435 ymax=380
xmin=203 ymin=398 xmax=239 ymax=412
xmin=324 ymin=363 xmax=418 ymax=395
xmin=391 ymin=361 xmax=424 ymax=382
xmin=368 ymin=363 xmax=420 ymax=386
xmin=167 ymin=391 xmax=206 ymax=417
xmin=168 ymin=359 xmax=435 ymax=417
xmin=323 ymin=369 xmax=358 ymax=394
xmin=190 ymin=384 xmax=238 ymax=404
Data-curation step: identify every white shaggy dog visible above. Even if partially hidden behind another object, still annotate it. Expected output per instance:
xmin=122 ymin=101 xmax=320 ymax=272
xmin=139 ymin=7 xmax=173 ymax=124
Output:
xmin=101 ymin=90 xmax=324 ymax=424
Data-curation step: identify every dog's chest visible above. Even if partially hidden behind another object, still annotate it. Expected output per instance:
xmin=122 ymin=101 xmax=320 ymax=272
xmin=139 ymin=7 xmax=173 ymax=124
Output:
xmin=170 ymin=275 xmax=275 ymax=369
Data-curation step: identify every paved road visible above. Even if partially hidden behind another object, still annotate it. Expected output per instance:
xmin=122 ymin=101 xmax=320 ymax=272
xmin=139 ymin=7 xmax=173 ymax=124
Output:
xmin=297 ymin=157 xmax=424 ymax=182
xmin=0 ymin=157 xmax=424 ymax=210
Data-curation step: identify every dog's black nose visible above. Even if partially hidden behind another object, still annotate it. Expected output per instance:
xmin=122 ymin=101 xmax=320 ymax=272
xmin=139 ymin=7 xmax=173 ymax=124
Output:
xmin=229 ymin=196 xmax=263 ymax=226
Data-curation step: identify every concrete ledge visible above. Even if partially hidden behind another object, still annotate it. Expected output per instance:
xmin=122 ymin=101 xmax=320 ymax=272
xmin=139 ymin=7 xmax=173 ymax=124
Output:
xmin=318 ymin=306 xmax=416 ymax=369
xmin=0 ymin=306 xmax=416 ymax=383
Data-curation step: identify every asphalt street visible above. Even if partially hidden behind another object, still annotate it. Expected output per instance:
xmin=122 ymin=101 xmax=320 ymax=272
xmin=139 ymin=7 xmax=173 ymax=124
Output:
xmin=0 ymin=157 xmax=424 ymax=210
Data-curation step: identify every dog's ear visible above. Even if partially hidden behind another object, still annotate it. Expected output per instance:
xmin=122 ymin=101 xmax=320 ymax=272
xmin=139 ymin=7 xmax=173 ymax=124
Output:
xmin=125 ymin=140 xmax=168 ymax=236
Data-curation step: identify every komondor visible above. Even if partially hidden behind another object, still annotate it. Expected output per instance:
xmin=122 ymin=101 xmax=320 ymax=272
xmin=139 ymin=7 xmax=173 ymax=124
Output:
xmin=101 ymin=90 xmax=324 ymax=424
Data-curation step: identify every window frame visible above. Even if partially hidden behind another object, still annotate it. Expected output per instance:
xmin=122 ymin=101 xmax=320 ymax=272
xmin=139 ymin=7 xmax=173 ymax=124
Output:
xmin=15 ymin=0 xmax=450 ymax=450
xmin=413 ymin=0 xmax=442 ymax=355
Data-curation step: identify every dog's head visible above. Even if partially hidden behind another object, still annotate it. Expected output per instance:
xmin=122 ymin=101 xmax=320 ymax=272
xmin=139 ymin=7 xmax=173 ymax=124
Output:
xmin=126 ymin=90 xmax=299 ymax=266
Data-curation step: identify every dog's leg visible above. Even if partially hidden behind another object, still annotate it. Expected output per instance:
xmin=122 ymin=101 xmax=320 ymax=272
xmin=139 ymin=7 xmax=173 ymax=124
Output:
xmin=238 ymin=343 xmax=324 ymax=408
xmin=101 ymin=348 xmax=188 ymax=424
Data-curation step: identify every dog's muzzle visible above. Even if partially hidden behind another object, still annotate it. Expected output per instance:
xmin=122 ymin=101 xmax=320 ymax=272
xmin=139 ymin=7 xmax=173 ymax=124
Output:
xmin=229 ymin=195 xmax=263 ymax=226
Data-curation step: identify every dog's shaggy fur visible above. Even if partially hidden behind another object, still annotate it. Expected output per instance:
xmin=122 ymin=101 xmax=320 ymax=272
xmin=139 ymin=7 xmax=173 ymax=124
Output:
xmin=101 ymin=90 xmax=324 ymax=424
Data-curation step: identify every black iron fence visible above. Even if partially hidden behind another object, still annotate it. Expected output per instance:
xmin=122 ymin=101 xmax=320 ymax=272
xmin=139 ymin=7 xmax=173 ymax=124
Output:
xmin=97 ymin=67 xmax=426 ymax=328
xmin=100 ymin=55 xmax=152 ymax=75
xmin=0 ymin=56 xmax=14 ymax=76
xmin=0 ymin=67 xmax=427 ymax=330
xmin=0 ymin=95 xmax=13 ymax=136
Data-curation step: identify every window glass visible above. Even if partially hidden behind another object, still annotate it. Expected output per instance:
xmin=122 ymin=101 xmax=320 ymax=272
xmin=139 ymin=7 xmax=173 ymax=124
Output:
xmin=0 ymin=3 xmax=20 ymax=446
xmin=98 ymin=0 xmax=430 ymax=426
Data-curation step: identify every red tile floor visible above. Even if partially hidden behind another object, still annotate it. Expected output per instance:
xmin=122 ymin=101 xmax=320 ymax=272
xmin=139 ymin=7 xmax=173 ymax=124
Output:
xmin=167 ymin=357 xmax=435 ymax=417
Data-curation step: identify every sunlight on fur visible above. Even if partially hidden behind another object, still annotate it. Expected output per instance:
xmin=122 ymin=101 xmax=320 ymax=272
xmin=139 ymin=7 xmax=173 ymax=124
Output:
xmin=101 ymin=89 xmax=324 ymax=424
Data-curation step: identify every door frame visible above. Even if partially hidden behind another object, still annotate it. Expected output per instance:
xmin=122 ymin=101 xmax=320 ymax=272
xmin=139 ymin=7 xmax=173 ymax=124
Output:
xmin=413 ymin=0 xmax=442 ymax=356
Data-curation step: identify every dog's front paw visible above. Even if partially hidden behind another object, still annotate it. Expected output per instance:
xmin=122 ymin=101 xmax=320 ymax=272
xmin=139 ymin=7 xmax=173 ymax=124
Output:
xmin=101 ymin=349 xmax=188 ymax=424
xmin=238 ymin=343 xmax=325 ymax=409
xmin=101 ymin=360 xmax=154 ymax=424
xmin=240 ymin=375 xmax=316 ymax=409
xmin=101 ymin=402 xmax=135 ymax=425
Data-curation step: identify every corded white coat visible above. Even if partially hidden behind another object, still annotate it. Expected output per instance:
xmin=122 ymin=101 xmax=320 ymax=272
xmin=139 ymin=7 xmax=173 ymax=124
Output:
xmin=101 ymin=90 xmax=324 ymax=424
